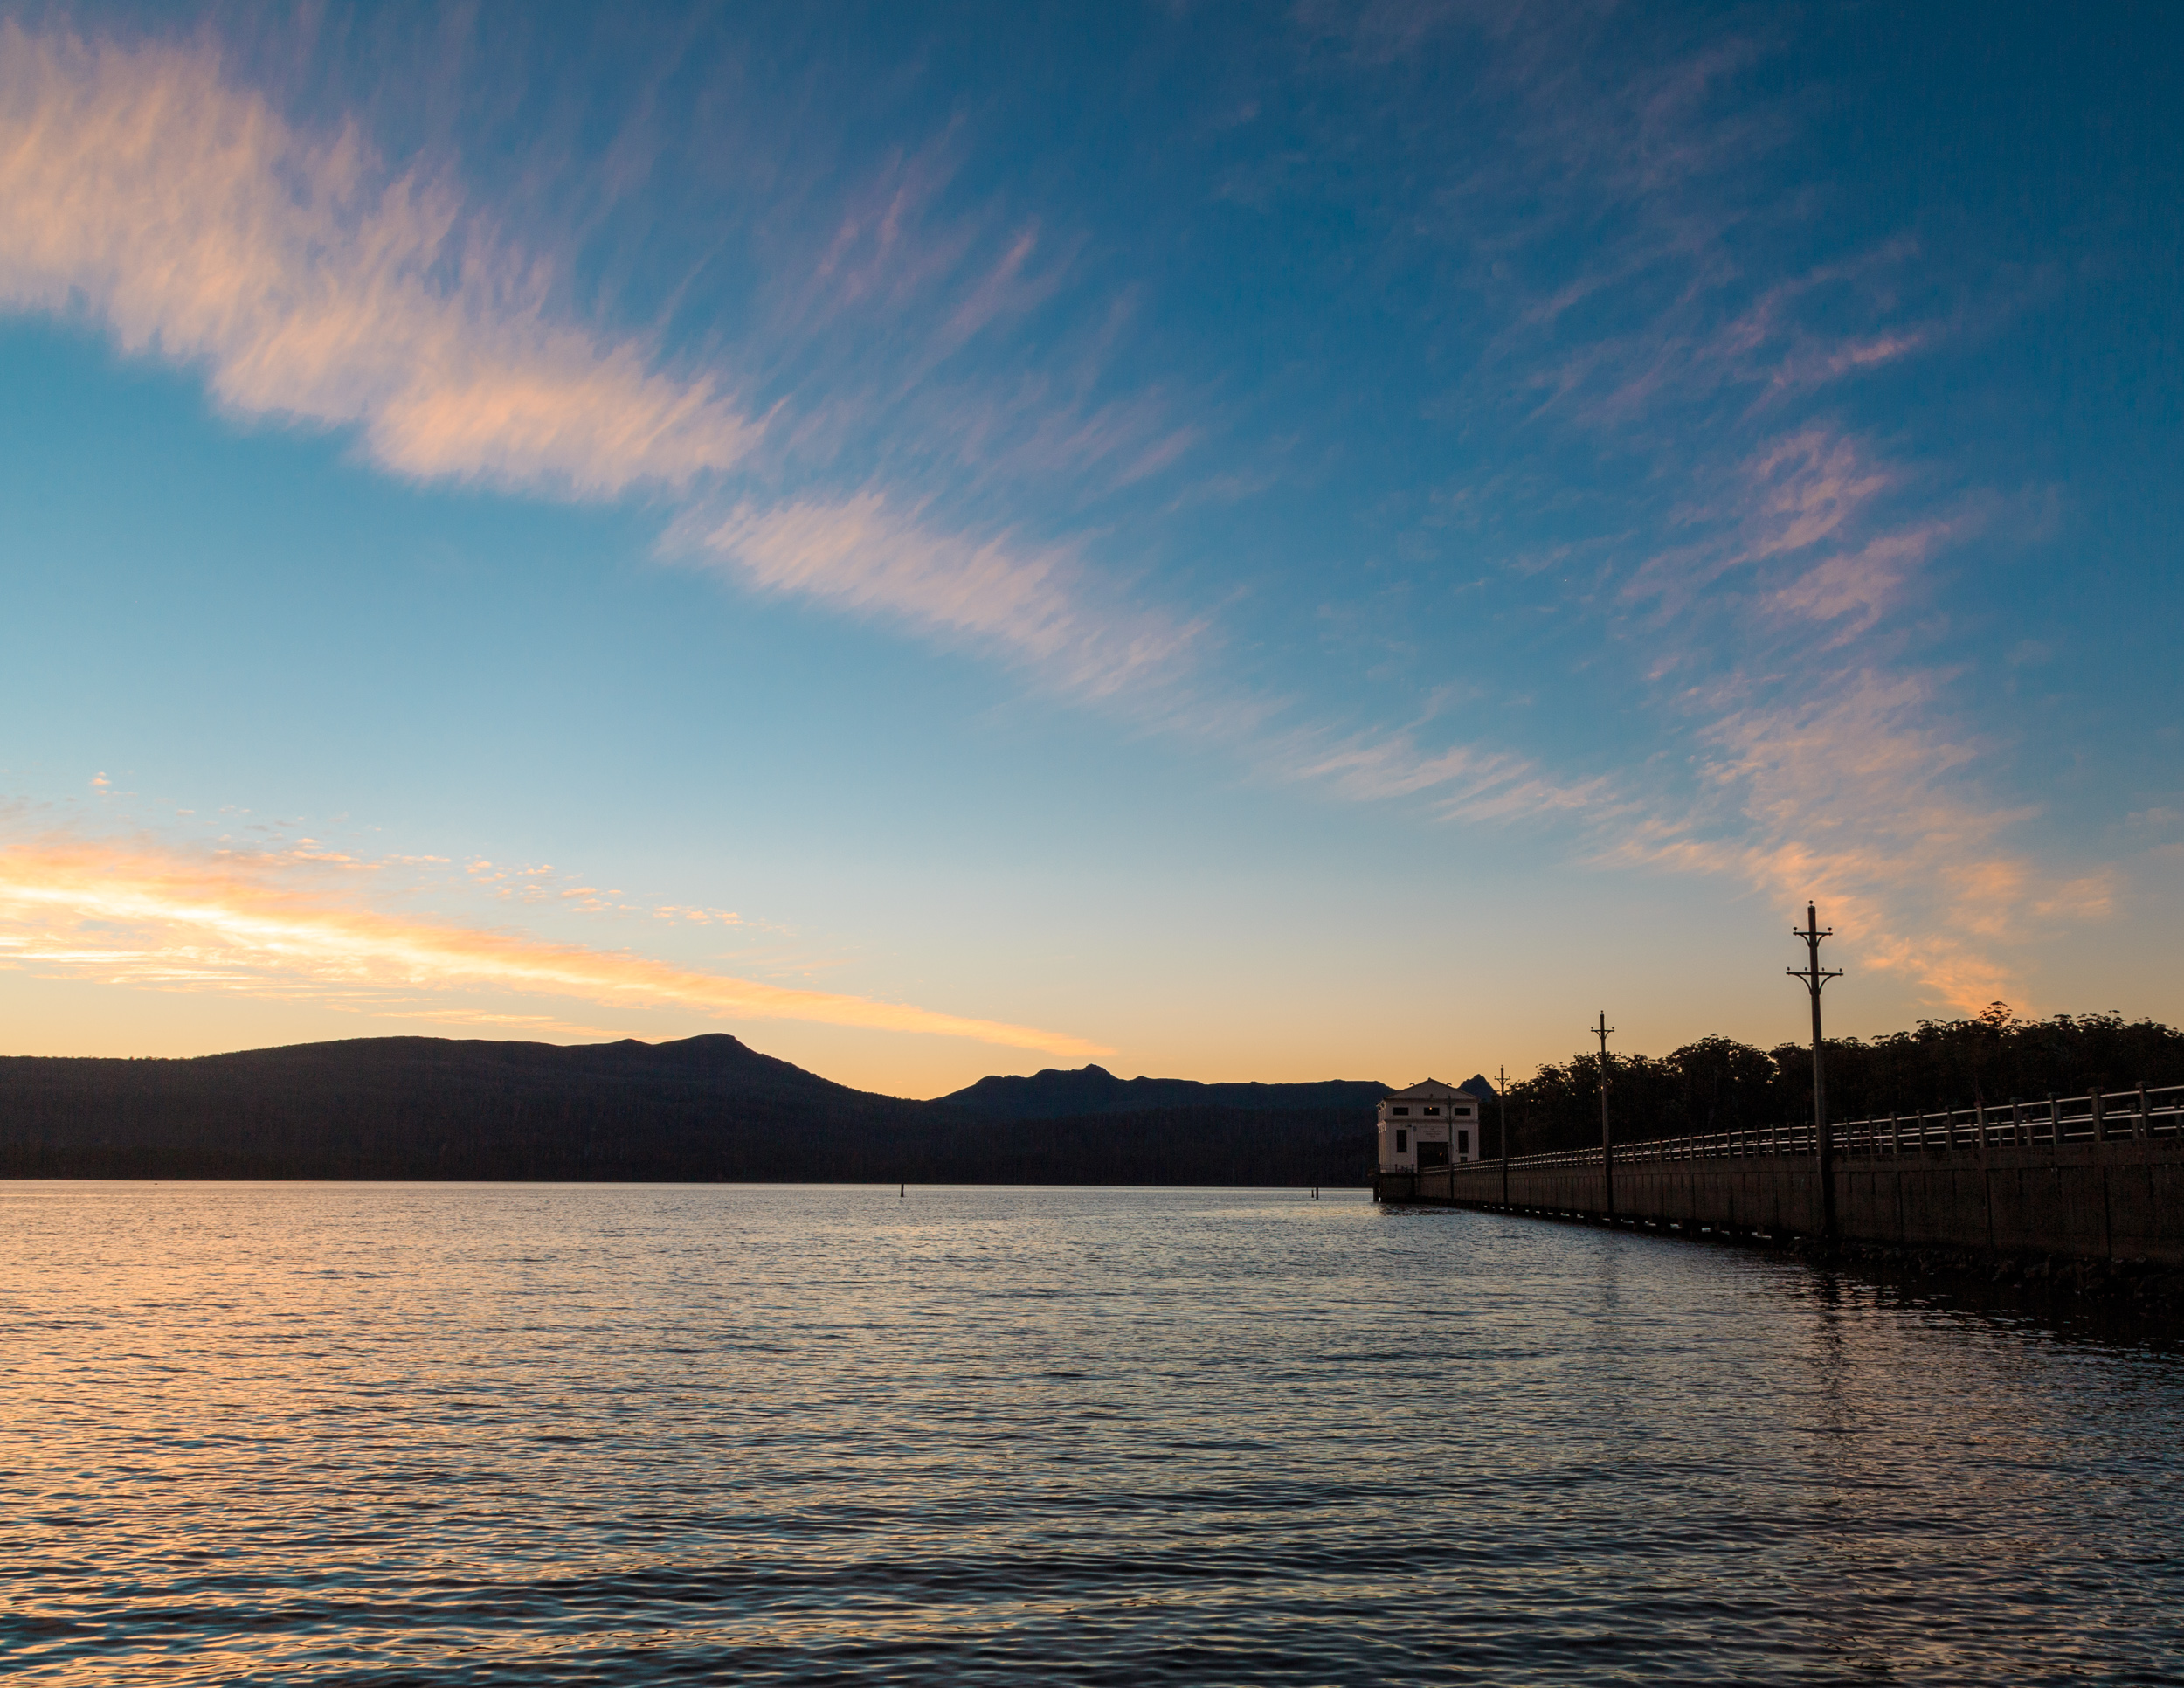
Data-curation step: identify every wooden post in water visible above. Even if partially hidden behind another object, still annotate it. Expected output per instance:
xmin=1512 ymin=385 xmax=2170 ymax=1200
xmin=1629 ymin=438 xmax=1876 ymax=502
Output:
xmin=1593 ymin=1013 xmax=1614 ymax=1220
xmin=1787 ymin=902 xmax=1843 ymax=1245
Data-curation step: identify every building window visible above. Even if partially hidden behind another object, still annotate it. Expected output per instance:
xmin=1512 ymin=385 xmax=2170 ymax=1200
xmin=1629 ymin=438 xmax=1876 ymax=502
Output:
xmin=1395 ymin=1130 xmax=1407 ymax=1152
xmin=1392 ymin=1105 xmax=1410 ymax=1117
xmin=1455 ymin=1106 xmax=1473 ymax=1117
xmin=1458 ymin=1130 xmax=1470 ymax=1158
xmin=1424 ymin=1105 xmax=1441 ymax=1115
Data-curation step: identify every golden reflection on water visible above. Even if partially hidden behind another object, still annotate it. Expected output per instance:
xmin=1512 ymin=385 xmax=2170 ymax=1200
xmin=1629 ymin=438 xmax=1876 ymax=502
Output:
xmin=3 ymin=1182 xmax=2181 ymax=1683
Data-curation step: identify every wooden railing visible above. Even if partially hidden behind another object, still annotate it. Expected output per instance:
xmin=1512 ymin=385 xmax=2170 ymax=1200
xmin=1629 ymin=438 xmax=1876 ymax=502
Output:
xmin=1492 ymin=1083 xmax=2184 ymax=1173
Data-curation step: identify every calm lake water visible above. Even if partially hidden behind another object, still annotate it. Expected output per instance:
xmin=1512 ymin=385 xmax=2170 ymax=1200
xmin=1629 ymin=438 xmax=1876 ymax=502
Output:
xmin=3 ymin=1183 xmax=2181 ymax=1685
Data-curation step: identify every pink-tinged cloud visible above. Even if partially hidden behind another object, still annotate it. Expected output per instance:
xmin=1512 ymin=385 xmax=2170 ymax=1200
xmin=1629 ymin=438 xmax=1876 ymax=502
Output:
xmin=1740 ymin=431 xmax=1895 ymax=561
xmin=684 ymin=493 xmax=1200 ymax=698
xmin=0 ymin=836 xmax=1108 ymax=1057
xmin=806 ymin=131 xmax=981 ymax=315
xmin=942 ymin=224 xmax=1063 ymax=347
xmin=1621 ymin=427 xmax=1974 ymax=646
xmin=1276 ymin=729 xmax=1611 ymax=823
xmin=1600 ymin=668 xmax=2101 ymax=1013
xmin=0 ymin=26 xmax=1225 ymax=740
xmin=0 ymin=26 xmax=758 ymax=495
xmin=1766 ymin=517 xmax=1960 ymax=640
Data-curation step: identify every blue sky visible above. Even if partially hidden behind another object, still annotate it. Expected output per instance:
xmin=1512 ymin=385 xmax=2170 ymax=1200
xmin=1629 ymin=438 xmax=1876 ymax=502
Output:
xmin=1 ymin=3 xmax=2178 ymax=1095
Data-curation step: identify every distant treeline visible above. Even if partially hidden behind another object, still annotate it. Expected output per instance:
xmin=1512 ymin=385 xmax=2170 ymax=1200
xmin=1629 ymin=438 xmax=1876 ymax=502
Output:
xmin=1496 ymin=1007 xmax=2184 ymax=1158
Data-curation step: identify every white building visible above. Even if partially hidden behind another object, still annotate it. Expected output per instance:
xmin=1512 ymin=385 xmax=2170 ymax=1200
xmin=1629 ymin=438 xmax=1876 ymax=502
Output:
xmin=1377 ymin=1079 xmax=1483 ymax=1172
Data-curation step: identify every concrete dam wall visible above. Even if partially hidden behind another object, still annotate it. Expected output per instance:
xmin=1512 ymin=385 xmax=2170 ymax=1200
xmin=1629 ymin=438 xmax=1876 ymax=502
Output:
xmin=1376 ymin=1091 xmax=2184 ymax=1265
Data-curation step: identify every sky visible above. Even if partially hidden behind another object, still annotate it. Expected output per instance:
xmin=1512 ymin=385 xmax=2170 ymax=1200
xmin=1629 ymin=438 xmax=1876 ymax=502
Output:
xmin=1 ymin=2 xmax=2179 ymax=1097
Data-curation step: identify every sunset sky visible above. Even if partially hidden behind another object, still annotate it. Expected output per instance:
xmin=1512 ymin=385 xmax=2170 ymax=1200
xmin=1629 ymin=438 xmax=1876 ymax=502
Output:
xmin=2 ymin=3 xmax=2178 ymax=1096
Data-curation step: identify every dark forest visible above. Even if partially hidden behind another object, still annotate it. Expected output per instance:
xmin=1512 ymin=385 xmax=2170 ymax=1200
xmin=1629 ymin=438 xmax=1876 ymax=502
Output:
xmin=1492 ymin=1006 xmax=2184 ymax=1158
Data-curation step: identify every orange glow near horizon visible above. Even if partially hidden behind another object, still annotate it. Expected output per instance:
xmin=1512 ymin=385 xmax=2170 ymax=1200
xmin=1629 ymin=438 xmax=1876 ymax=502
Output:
xmin=0 ymin=836 xmax=1109 ymax=1060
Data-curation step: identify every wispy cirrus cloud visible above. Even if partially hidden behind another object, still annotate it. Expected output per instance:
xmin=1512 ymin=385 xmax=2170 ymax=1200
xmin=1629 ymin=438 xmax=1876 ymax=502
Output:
xmin=1272 ymin=728 xmax=1612 ymax=824
xmin=1627 ymin=428 xmax=1976 ymax=640
xmin=0 ymin=20 xmax=1586 ymax=827
xmin=680 ymin=492 xmax=1203 ymax=700
xmin=1314 ymin=9 xmax=2097 ymax=1009
xmin=0 ymin=10 xmax=2119 ymax=1040
xmin=0 ymin=10 xmax=1612 ymax=1033
xmin=1612 ymin=439 xmax=2020 ymax=1000
xmin=1601 ymin=667 xmax=2099 ymax=1012
xmin=0 ymin=24 xmax=1221 ymax=708
xmin=0 ymin=24 xmax=758 ymax=495
xmin=0 ymin=832 xmax=1108 ymax=1057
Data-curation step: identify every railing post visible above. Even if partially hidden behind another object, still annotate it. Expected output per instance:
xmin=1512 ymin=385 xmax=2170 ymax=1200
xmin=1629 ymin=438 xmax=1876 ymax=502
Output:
xmin=2047 ymin=1091 xmax=2061 ymax=1155
xmin=2138 ymin=1080 xmax=2151 ymax=1141
xmin=2091 ymin=1088 xmax=2105 ymax=1145
xmin=1890 ymin=1110 xmax=1900 ymax=1156
xmin=2010 ymin=1097 xmax=2022 ymax=1146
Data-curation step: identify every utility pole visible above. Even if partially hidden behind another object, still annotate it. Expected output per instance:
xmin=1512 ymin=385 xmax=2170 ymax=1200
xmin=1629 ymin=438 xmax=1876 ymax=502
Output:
xmin=1593 ymin=1013 xmax=1614 ymax=1219
xmin=1787 ymin=902 xmax=1844 ymax=1245
xmin=1498 ymin=1064 xmax=1510 ymax=1207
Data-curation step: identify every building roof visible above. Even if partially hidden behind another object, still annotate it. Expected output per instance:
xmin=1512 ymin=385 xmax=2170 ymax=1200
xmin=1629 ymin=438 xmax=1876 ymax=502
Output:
xmin=1384 ymin=1078 xmax=1470 ymax=1100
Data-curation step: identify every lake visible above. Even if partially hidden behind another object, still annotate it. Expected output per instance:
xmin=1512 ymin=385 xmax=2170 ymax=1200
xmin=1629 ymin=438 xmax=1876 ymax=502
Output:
xmin=3 ymin=1182 xmax=2181 ymax=1683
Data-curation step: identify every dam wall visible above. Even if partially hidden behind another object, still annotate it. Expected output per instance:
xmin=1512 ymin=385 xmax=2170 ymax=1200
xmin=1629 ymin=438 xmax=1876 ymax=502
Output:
xmin=1376 ymin=1090 xmax=2184 ymax=1265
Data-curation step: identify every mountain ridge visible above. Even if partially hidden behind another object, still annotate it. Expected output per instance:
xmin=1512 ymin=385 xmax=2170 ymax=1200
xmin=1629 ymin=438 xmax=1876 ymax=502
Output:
xmin=0 ymin=1034 xmax=1393 ymax=1185
xmin=934 ymin=1062 xmax=1387 ymax=1119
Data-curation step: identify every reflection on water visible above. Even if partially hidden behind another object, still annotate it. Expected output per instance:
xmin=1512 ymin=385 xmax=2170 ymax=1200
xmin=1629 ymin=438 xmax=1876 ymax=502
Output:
xmin=3 ymin=1182 xmax=2181 ymax=1684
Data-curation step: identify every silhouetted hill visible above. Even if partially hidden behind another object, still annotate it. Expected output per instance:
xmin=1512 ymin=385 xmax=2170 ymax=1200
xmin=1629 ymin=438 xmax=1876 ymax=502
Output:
xmin=935 ymin=1063 xmax=1386 ymax=1119
xmin=0 ymin=1035 xmax=1381 ymax=1186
